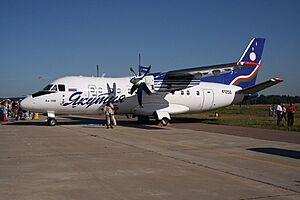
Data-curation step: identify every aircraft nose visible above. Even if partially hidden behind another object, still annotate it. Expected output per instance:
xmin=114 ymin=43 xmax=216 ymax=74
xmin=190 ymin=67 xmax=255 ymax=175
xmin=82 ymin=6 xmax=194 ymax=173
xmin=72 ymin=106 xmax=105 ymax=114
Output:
xmin=20 ymin=96 xmax=32 ymax=110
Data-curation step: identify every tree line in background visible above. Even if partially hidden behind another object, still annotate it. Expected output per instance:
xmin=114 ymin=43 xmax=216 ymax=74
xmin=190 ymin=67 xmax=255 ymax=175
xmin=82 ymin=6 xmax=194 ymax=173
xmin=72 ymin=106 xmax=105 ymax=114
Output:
xmin=248 ymin=95 xmax=300 ymax=104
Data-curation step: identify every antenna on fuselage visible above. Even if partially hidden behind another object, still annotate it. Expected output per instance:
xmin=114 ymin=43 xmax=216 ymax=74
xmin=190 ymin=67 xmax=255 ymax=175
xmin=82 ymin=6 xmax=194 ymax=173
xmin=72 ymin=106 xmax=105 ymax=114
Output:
xmin=138 ymin=53 xmax=141 ymax=76
xmin=96 ymin=64 xmax=99 ymax=77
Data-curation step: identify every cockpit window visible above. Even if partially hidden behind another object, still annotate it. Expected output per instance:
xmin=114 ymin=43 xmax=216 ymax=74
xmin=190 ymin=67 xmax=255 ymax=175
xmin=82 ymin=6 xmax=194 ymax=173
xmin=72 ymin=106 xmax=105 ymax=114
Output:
xmin=58 ymin=84 xmax=65 ymax=92
xmin=32 ymin=84 xmax=57 ymax=98
xmin=50 ymin=85 xmax=57 ymax=91
xmin=43 ymin=84 xmax=53 ymax=91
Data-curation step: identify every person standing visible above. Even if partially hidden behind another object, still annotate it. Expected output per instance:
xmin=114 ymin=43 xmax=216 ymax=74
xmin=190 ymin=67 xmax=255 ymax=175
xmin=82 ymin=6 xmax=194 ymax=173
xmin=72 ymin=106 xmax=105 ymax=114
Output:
xmin=276 ymin=103 xmax=283 ymax=126
xmin=287 ymin=103 xmax=296 ymax=126
xmin=282 ymin=104 xmax=287 ymax=123
xmin=13 ymin=101 xmax=19 ymax=119
xmin=103 ymin=102 xmax=115 ymax=129
xmin=0 ymin=102 xmax=7 ymax=122
xmin=269 ymin=105 xmax=273 ymax=117
xmin=272 ymin=104 xmax=276 ymax=117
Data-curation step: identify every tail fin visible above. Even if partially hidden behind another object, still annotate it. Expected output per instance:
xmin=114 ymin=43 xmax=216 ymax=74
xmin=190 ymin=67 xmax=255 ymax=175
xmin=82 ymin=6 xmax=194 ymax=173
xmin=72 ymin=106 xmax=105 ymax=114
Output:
xmin=238 ymin=38 xmax=265 ymax=64
xmin=201 ymin=38 xmax=265 ymax=88
xmin=230 ymin=38 xmax=265 ymax=88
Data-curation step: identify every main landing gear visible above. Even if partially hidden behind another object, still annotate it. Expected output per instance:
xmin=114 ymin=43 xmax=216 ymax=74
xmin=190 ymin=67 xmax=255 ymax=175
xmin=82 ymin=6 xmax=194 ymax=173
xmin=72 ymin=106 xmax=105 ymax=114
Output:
xmin=135 ymin=111 xmax=170 ymax=126
xmin=155 ymin=111 xmax=171 ymax=126
xmin=137 ymin=115 xmax=170 ymax=126
xmin=159 ymin=117 xmax=170 ymax=126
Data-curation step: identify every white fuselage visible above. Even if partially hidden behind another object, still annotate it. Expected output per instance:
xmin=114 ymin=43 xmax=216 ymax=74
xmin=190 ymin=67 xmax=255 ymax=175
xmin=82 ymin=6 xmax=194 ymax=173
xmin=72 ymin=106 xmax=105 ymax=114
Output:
xmin=21 ymin=76 xmax=244 ymax=117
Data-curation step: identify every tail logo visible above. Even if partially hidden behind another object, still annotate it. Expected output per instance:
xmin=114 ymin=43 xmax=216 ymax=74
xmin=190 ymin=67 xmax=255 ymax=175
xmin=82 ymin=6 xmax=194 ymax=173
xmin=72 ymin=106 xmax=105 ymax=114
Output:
xmin=250 ymin=52 xmax=256 ymax=61
xmin=230 ymin=66 xmax=259 ymax=86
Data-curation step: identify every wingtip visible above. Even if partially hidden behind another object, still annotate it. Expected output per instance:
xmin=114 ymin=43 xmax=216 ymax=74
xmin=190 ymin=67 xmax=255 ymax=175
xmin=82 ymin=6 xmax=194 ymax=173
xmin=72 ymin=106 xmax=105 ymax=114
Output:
xmin=272 ymin=77 xmax=283 ymax=82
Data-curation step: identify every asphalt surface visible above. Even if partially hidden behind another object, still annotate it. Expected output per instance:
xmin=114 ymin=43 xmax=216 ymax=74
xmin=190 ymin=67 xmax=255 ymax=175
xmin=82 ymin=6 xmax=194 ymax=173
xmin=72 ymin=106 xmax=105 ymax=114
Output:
xmin=1 ymin=116 xmax=300 ymax=200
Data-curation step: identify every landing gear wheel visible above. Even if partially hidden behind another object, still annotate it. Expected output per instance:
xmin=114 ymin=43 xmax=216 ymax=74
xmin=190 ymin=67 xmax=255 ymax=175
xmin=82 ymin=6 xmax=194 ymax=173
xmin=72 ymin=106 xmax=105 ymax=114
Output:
xmin=160 ymin=117 xmax=170 ymax=126
xmin=47 ymin=118 xmax=57 ymax=126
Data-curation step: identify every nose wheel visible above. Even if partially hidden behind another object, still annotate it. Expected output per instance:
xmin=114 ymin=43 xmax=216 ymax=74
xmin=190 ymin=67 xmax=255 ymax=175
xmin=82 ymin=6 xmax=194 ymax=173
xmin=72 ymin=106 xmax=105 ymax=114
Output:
xmin=47 ymin=118 xmax=57 ymax=126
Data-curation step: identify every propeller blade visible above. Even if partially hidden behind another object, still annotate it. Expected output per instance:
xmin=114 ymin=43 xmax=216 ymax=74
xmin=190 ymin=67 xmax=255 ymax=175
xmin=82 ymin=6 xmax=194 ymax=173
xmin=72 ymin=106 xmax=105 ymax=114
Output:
xmin=130 ymin=67 xmax=137 ymax=76
xmin=130 ymin=85 xmax=138 ymax=95
xmin=140 ymin=82 xmax=151 ymax=95
xmin=106 ymin=83 xmax=111 ymax=94
xmin=141 ymin=65 xmax=151 ymax=79
xmin=107 ymin=82 xmax=117 ymax=96
xmin=137 ymin=86 xmax=143 ymax=107
xmin=112 ymin=82 xmax=116 ymax=96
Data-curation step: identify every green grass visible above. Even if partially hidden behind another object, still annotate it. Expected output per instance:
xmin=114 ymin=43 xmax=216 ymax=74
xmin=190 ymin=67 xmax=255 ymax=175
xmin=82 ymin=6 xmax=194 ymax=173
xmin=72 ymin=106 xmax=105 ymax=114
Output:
xmin=175 ymin=104 xmax=300 ymax=132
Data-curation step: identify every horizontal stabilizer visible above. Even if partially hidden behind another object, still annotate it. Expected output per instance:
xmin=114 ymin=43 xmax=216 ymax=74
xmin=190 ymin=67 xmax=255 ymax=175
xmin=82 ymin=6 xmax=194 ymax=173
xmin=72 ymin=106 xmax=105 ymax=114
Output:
xmin=237 ymin=78 xmax=283 ymax=94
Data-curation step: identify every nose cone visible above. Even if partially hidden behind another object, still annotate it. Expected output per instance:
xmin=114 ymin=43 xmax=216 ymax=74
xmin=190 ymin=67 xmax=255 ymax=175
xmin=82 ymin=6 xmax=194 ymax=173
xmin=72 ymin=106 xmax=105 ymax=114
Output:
xmin=20 ymin=96 xmax=33 ymax=111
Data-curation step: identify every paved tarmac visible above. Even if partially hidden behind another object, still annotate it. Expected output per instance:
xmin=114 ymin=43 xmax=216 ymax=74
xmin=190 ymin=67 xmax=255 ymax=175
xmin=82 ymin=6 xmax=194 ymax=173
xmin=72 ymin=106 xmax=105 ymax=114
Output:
xmin=1 ymin=116 xmax=300 ymax=200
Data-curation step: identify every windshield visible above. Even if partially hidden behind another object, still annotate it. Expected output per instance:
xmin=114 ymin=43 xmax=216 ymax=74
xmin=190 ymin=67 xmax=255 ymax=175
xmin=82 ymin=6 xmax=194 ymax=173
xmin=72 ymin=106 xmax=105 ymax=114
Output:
xmin=32 ymin=84 xmax=57 ymax=98
xmin=50 ymin=85 xmax=57 ymax=91
xmin=43 ymin=84 xmax=53 ymax=91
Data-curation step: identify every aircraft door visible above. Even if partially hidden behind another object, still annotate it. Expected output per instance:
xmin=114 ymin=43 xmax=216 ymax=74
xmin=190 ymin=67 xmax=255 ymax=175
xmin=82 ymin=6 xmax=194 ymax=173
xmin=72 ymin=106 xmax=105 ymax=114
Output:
xmin=202 ymin=89 xmax=214 ymax=110
xmin=88 ymin=85 xmax=97 ymax=98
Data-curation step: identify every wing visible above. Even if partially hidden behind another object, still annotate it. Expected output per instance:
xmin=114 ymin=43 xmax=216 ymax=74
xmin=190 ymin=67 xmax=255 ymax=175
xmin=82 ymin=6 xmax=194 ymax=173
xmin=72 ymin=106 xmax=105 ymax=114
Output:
xmin=236 ymin=78 xmax=283 ymax=94
xmin=153 ymin=62 xmax=261 ymax=93
xmin=153 ymin=38 xmax=265 ymax=92
xmin=165 ymin=62 xmax=259 ymax=78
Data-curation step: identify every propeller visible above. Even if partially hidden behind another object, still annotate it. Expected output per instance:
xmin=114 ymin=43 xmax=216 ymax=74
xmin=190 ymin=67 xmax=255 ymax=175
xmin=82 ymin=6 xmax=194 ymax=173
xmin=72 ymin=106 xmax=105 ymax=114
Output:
xmin=107 ymin=82 xmax=116 ymax=97
xmin=129 ymin=65 xmax=152 ymax=107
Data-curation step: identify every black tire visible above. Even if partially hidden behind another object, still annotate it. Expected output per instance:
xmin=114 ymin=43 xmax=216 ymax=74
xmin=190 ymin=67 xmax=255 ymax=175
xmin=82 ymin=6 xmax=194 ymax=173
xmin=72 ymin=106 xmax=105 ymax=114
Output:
xmin=47 ymin=118 xmax=57 ymax=126
xmin=161 ymin=117 xmax=169 ymax=126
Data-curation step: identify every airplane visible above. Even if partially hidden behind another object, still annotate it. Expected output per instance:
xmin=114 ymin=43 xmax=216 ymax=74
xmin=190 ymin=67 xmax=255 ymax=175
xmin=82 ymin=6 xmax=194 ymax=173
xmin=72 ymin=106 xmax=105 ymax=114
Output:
xmin=20 ymin=38 xmax=283 ymax=126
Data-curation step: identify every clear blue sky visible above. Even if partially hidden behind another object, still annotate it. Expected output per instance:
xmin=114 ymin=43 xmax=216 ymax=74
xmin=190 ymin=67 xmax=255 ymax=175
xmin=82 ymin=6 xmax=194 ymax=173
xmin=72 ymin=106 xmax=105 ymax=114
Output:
xmin=0 ymin=0 xmax=299 ymax=97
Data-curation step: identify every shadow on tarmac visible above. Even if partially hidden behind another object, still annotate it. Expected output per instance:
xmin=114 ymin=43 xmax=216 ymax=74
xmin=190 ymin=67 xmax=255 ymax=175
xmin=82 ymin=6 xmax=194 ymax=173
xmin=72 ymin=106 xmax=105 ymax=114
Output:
xmin=172 ymin=117 xmax=218 ymax=124
xmin=3 ymin=116 xmax=165 ymax=130
xmin=248 ymin=147 xmax=300 ymax=160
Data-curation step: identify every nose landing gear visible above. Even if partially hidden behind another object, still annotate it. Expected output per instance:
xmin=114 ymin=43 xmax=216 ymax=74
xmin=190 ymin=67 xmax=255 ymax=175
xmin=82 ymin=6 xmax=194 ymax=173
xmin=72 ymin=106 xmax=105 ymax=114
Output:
xmin=47 ymin=118 xmax=57 ymax=126
xmin=46 ymin=112 xmax=57 ymax=126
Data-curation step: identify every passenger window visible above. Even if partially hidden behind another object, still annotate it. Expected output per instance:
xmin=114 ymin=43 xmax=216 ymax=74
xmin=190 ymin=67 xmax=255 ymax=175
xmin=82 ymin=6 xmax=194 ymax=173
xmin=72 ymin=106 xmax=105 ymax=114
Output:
xmin=50 ymin=85 xmax=57 ymax=92
xmin=58 ymin=84 xmax=65 ymax=91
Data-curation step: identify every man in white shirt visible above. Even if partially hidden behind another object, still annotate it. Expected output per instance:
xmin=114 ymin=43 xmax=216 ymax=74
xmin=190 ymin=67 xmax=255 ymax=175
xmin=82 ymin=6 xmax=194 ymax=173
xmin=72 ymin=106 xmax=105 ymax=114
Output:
xmin=276 ymin=104 xmax=283 ymax=126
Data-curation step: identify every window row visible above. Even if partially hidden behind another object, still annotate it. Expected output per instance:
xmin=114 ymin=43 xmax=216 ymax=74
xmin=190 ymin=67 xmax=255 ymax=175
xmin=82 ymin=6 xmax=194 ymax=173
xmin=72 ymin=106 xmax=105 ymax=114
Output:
xmin=172 ymin=90 xmax=201 ymax=96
